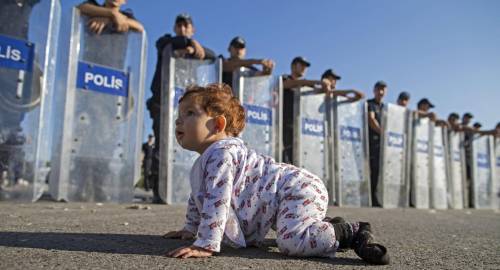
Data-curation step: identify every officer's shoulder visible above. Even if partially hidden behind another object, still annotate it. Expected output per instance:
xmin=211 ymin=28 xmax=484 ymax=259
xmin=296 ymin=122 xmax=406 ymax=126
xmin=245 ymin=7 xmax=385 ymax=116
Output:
xmin=120 ymin=8 xmax=135 ymax=19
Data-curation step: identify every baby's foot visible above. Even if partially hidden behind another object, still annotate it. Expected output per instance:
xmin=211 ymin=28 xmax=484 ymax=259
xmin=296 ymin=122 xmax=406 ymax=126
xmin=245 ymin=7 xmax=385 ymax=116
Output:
xmin=352 ymin=222 xmax=390 ymax=265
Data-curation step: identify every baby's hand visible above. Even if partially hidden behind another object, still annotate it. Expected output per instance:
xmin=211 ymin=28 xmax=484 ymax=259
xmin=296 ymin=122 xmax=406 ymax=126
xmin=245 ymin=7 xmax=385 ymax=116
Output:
xmin=167 ymin=245 xmax=213 ymax=259
xmin=163 ymin=229 xmax=194 ymax=240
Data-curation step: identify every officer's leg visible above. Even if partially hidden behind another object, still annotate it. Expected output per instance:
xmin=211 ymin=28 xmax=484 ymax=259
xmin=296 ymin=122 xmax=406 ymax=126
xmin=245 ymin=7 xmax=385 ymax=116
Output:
xmin=282 ymin=125 xmax=294 ymax=164
xmin=147 ymin=99 xmax=163 ymax=203
xmin=369 ymin=142 xmax=381 ymax=207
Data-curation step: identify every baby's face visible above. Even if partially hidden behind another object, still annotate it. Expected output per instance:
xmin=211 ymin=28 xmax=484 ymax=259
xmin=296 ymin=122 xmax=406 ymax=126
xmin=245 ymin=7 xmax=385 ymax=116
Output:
xmin=175 ymin=97 xmax=217 ymax=153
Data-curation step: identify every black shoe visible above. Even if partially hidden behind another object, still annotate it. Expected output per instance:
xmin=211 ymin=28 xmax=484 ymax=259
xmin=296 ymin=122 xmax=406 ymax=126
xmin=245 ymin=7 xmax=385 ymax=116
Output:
xmin=324 ymin=216 xmax=349 ymax=252
xmin=352 ymin=222 xmax=390 ymax=265
xmin=152 ymin=197 xmax=165 ymax=204
xmin=323 ymin=216 xmax=346 ymax=224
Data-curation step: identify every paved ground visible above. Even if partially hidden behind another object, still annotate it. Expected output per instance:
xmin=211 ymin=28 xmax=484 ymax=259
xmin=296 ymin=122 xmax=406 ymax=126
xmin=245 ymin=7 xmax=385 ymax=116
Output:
xmin=1 ymin=201 xmax=499 ymax=270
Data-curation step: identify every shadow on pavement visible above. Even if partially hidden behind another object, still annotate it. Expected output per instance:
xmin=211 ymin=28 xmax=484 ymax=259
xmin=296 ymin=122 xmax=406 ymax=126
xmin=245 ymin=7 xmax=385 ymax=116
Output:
xmin=219 ymin=239 xmax=366 ymax=266
xmin=0 ymin=232 xmax=179 ymax=255
xmin=0 ymin=232 xmax=366 ymax=265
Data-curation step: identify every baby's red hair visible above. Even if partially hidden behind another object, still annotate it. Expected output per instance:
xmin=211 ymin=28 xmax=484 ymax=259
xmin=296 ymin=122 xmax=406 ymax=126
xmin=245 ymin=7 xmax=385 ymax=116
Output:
xmin=179 ymin=83 xmax=246 ymax=136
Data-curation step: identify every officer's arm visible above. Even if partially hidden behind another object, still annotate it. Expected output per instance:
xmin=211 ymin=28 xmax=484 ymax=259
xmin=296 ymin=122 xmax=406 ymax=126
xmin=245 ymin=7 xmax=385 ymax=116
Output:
xmin=78 ymin=3 xmax=114 ymax=17
xmin=368 ymin=111 xmax=382 ymax=134
xmin=416 ymin=110 xmax=437 ymax=121
xmin=78 ymin=3 xmax=132 ymax=33
xmin=452 ymin=125 xmax=464 ymax=132
xmin=415 ymin=110 xmax=426 ymax=118
xmin=330 ymin=89 xmax=364 ymax=102
xmin=254 ymin=69 xmax=273 ymax=76
xmin=222 ymin=59 xmax=262 ymax=72
xmin=435 ymin=119 xmax=449 ymax=128
xmin=283 ymin=79 xmax=320 ymax=90
xmin=127 ymin=18 xmax=144 ymax=32
xmin=190 ymin=39 xmax=206 ymax=60
xmin=478 ymin=129 xmax=496 ymax=136
xmin=260 ymin=59 xmax=274 ymax=75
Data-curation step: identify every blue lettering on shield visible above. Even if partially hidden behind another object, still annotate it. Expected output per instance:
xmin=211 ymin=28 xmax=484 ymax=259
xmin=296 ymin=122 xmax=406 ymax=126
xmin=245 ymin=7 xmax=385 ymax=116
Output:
xmin=244 ymin=104 xmax=272 ymax=126
xmin=76 ymin=61 xmax=129 ymax=97
xmin=340 ymin=126 xmax=362 ymax=142
xmin=302 ymin=118 xmax=324 ymax=137
xmin=434 ymin=145 xmax=444 ymax=157
xmin=387 ymin=132 xmax=404 ymax=148
xmin=416 ymin=139 xmax=429 ymax=154
xmin=0 ymin=34 xmax=34 ymax=72
xmin=476 ymin=153 xmax=490 ymax=168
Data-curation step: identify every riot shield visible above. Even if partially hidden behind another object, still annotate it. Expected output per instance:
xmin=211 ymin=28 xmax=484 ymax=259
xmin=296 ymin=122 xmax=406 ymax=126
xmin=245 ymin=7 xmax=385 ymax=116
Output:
xmin=329 ymin=97 xmax=370 ymax=207
xmin=411 ymin=117 xmax=431 ymax=209
xmin=50 ymin=8 xmax=147 ymax=202
xmin=470 ymin=135 xmax=495 ymax=209
xmin=378 ymin=104 xmax=410 ymax=208
xmin=233 ymin=69 xmax=282 ymax=160
xmin=495 ymin=137 xmax=500 ymax=209
xmin=0 ymin=0 xmax=61 ymax=201
xmin=293 ymin=87 xmax=329 ymax=189
xmin=447 ymin=131 xmax=466 ymax=209
xmin=159 ymin=50 xmax=221 ymax=204
xmin=430 ymin=125 xmax=448 ymax=209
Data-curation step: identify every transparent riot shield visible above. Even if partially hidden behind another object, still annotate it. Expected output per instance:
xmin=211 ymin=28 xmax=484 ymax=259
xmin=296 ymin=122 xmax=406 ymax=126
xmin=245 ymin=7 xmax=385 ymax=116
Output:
xmin=411 ymin=117 xmax=431 ymax=209
xmin=0 ymin=0 xmax=61 ymax=201
xmin=495 ymin=137 xmax=500 ymax=209
xmin=378 ymin=104 xmax=410 ymax=208
xmin=50 ymin=8 xmax=147 ymax=202
xmin=159 ymin=50 xmax=221 ymax=204
xmin=329 ymin=97 xmax=370 ymax=207
xmin=430 ymin=125 xmax=448 ymax=209
xmin=293 ymin=88 xmax=329 ymax=188
xmin=470 ymin=135 xmax=495 ymax=209
xmin=233 ymin=69 xmax=282 ymax=160
xmin=447 ymin=131 xmax=466 ymax=209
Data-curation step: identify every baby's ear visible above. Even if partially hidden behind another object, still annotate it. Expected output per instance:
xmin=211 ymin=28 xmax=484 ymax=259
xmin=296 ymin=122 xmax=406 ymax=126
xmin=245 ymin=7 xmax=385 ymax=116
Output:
xmin=215 ymin=115 xmax=227 ymax=133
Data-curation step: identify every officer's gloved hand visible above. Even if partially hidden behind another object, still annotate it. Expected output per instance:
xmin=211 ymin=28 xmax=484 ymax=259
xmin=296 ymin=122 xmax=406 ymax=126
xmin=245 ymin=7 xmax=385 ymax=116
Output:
xmin=170 ymin=36 xmax=193 ymax=58
xmin=170 ymin=36 xmax=191 ymax=50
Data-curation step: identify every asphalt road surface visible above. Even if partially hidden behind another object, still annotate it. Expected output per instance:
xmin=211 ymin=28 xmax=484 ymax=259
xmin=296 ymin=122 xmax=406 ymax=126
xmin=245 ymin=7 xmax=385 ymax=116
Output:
xmin=1 ymin=201 xmax=499 ymax=269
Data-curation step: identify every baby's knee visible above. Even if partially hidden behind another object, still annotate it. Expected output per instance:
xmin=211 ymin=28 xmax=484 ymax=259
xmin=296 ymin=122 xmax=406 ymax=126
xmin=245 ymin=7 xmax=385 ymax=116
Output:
xmin=276 ymin=230 xmax=305 ymax=256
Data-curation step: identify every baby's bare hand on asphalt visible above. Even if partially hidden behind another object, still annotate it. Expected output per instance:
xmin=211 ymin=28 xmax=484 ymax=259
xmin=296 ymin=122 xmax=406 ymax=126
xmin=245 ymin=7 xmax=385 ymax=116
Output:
xmin=163 ymin=230 xmax=194 ymax=240
xmin=167 ymin=245 xmax=213 ymax=259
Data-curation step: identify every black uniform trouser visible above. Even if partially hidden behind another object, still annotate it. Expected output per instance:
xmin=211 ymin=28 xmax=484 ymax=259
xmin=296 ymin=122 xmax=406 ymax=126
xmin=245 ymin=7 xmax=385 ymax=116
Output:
xmin=463 ymin=137 xmax=472 ymax=208
xmin=142 ymin=162 xmax=152 ymax=191
xmin=72 ymin=158 xmax=109 ymax=202
xmin=147 ymin=98 xmax=161 ymax=200
xmin=282 ymin=124 xmax=294 ymax=164
xmin=0 ymin=84 xmax=27 ymax=184
xmin=369 ymin=140 xmax=381 ymax=207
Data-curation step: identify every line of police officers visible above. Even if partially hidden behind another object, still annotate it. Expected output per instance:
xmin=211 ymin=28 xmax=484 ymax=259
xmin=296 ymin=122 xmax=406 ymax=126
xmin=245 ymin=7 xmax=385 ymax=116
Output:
xmin=3 ymin=1 xmax=497 ymax=205
xmin=145 ymin=13 xmax=500 ymax=205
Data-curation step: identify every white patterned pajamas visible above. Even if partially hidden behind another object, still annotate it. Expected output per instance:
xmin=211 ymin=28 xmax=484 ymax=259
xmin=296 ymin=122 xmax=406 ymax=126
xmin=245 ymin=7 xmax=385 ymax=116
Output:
xmin=182 ymin=137 xmax=338 ymax=258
